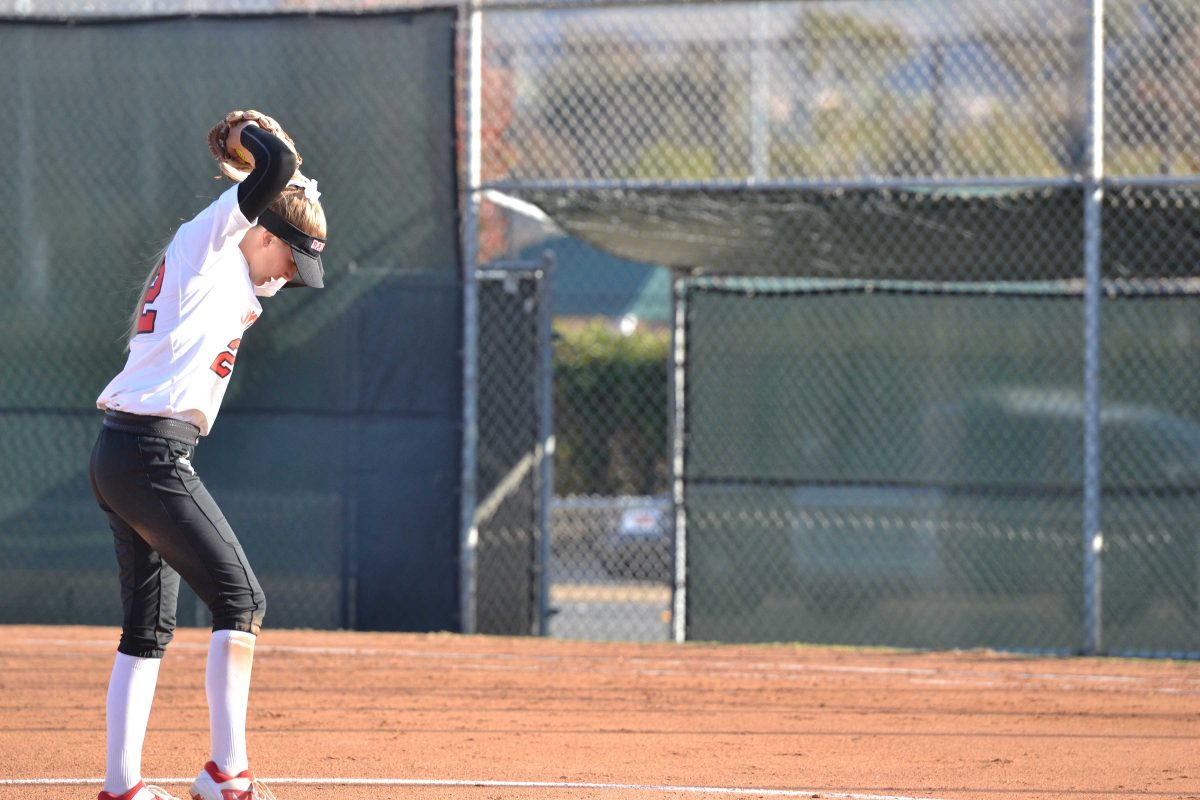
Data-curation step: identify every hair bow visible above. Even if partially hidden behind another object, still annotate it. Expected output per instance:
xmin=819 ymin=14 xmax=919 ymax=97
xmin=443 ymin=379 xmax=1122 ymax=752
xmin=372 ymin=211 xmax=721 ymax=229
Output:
xmin=288 ymin=175 xmax=321 ymax=203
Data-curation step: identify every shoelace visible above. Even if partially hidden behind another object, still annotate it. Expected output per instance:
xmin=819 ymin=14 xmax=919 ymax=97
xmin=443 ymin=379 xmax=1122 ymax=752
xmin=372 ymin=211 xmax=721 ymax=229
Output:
xmin=248 ymin=780 xmax=278 ymax=800
xmin=144 ymin=787 xmax=183 ymax=800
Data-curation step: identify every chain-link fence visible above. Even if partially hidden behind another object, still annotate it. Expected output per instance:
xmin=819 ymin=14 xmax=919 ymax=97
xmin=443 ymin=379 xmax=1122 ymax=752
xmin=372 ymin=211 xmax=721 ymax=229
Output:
xmin=547 ymin=320 xmax=673 ymax=641
xmin=481 ymin=0 xmax=1086 ymax=184
xmin=467 ymin=0 xmax=1200 ymax=655
xmin=681 ymin=277 xmax=1200 ymax=653
xmin=6 ymin=0 xmax=1198 ymax=655
xmin=480 ymin=0 xmax=1200 ymax=183
xmin=467 ymin=193 xmax=674 ymax=639
xmin=473 ymin=265 xmax=551 ymax=635
xmin=1 ymin=5 xmax=463 ymax=631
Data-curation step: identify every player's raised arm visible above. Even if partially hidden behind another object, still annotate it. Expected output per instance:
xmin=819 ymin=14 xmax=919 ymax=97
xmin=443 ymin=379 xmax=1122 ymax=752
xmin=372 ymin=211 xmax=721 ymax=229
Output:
xmin=207 ymin=110 xmax=300 ymax=220
xmin=233 ymin=125 xmax=297 ymax=221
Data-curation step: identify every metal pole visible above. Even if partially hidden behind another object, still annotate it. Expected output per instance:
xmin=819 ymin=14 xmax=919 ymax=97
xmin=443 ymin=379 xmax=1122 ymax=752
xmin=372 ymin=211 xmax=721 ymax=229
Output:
xmin=536 ymin=251 xmax=556 ymax=636
xmin=482 ymin=175 xmax=1082 ymax=194
xmin=749 ymin=2 xmax=770 ymax=182
xmin=16 ymin=29 xmax=44 ymax=302
xmin=670 ymin=272 xmax=689 ymax=643
xmin=458 ymin=0 xmax=484 ymax=635
xmin=930 ymin=40 xmax=946 ymax=172
xmin=341 ymin=492 xmax=358 ymax=630
xmin=1081 ymin=0 xmax=1105 ymax=655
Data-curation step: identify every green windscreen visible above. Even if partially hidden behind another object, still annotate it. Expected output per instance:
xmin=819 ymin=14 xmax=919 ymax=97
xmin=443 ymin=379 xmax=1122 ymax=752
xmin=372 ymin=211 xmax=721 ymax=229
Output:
xmin=0 ymin=11 xmax=463 ymax=631
xmin=684 ymin=282 xmax=1200 ymax=653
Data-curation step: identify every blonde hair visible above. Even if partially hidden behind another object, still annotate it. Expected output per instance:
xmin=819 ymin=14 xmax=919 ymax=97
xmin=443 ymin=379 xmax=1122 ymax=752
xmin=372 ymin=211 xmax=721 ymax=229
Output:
xmin=127 ymin=187 xmax=326 ymax=346
xmin=272 ymin=184 xmax=327 ymax=239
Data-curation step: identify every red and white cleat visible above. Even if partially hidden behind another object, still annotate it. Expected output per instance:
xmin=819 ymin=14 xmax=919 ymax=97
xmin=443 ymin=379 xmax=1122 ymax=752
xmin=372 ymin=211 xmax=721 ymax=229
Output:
xmin=189 ymin=762 xmax=276 ymax=800
xmin=98 ymin=782 xmax=183 ymax=800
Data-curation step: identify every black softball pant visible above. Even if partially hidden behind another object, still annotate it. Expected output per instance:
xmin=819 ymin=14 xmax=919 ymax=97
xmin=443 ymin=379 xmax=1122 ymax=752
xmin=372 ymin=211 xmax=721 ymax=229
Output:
xmin=89 ymin=417 xmax=265 ymax=659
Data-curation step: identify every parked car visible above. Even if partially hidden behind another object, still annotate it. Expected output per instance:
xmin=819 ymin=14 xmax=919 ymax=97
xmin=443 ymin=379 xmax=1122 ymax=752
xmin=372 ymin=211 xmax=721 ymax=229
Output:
xmin=687 ymin=481 xmax=947 ymax=616
xmin=599 ymin=495 xmax=673 ymax=583
xmin=924 ymin=388 xmax=1200 ymax=625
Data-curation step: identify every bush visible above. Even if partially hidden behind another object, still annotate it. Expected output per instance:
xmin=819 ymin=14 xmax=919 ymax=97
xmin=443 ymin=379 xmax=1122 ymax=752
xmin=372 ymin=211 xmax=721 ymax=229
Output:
xmin=554 ymin=321 xmax=670 ymax=496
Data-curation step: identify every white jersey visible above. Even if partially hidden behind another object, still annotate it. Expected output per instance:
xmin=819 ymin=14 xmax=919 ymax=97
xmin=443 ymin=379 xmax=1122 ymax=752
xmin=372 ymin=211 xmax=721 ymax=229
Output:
xmin=97 ymin=185 xmax=262 ymax=436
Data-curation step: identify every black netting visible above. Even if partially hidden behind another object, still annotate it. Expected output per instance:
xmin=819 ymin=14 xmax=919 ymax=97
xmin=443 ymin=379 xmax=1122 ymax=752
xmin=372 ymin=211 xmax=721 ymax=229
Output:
xmin=475 ymin=272 xmax=546 ymax=635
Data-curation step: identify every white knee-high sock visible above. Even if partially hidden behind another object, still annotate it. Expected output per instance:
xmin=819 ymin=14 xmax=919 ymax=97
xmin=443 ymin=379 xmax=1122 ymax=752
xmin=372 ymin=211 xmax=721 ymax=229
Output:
xmin=104 ymin=652 xmax=162 ymax=795
xmin=206 ymin=629 xmax=257 ymax=775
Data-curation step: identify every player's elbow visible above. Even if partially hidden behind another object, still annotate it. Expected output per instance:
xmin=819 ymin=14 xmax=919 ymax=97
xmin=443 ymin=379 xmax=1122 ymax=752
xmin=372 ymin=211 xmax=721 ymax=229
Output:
xmin=277 ymin=148 xmax=298 ymax=179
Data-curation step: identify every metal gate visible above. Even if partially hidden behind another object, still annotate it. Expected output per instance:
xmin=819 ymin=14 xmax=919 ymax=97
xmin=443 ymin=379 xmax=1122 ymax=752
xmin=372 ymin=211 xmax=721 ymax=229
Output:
xmin=471 ymin=259 xmax=553 ymax=634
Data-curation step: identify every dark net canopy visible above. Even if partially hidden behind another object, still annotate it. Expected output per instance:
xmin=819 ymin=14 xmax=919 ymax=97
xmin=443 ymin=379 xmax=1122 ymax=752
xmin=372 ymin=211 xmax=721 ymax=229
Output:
xmin=516 ymin=185 xmax=1200 ymax=282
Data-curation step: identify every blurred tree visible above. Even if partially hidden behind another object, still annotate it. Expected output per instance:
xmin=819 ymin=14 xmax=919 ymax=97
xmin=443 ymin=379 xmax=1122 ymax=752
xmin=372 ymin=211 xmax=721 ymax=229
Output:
xmin=461 ymin=40 xmax=518 ymax=262
xmin=778 ymin=6 xmax=1067 ymax=177
xmin=530 ymin=34 xmax=738 ymax=180
xmin=554 ymin=321 xmax=669 ymax=496
xmin=1106 ymin=0 xmax=1200 ymax=174
xmin=974 ymin=22 xmax=1077 ymax=175
xmin=775 ymin=7 xmax=916 ymax=177
xmin=632 ymin=140 xmax=718 ymax=180
xmin=796 ymin=8 xmax=911 ymax=76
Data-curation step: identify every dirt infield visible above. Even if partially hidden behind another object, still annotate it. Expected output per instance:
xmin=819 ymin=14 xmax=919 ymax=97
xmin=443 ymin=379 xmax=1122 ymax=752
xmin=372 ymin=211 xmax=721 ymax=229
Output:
xmin=1 ymin=625 xmax=1197 ymax=800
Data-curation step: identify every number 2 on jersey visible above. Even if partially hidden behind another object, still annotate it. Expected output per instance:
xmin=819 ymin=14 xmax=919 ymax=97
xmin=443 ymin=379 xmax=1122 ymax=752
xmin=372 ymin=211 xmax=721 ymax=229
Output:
xmin=136 ymin=260 xmax=166 ymax=335
xmin=211 ymin=339 xmax=241 ymax=379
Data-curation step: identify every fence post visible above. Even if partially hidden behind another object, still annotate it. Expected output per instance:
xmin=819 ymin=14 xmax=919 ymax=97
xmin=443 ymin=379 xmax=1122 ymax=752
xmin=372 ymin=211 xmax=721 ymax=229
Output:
xmin=1081 ymin=0 xmax=1105 ymax=655
xmin=671 ymin=272 xmax=689 ymax=643
xmin=536 ymin=251 xmax=556 ymax=636
xmin=459 ymin=0 xmax=483 ymax=635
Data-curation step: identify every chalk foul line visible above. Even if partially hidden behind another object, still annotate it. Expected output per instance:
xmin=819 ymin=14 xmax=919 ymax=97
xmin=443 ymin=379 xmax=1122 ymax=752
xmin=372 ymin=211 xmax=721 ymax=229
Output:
xmin=0 ymin=776 xmax=948 ymax=800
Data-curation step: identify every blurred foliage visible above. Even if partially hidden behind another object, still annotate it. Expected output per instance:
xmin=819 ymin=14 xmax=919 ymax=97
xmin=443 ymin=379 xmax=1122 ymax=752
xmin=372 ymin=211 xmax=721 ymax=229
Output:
xmin=554 ymin=321 xmax=669 ymax=496
xmin=795 ymin=7 xmax=912 ymax=75
xmin=530 ymin=35 xmax=741 ymax=180
xmin=519 ymin=6 xmax=1080 ymax=180
xmin=633 ymin=140 xmax=718 ymax=180
xmin=1106 ymin=0 xmax=1200 ymax=174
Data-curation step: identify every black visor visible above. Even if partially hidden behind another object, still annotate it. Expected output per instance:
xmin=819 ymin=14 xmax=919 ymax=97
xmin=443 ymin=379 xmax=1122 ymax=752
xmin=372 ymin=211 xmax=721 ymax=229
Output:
xmin=259 ymin=209 xmax=326 ymax=289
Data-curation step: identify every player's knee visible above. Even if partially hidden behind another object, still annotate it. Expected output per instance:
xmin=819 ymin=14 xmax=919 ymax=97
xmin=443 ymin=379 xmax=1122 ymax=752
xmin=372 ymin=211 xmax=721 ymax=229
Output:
xmin=210 ymin=584 xmax=265 ymax=636
xmin=118 ymin=625 xmax=174 ymax=659
xmin=250 ymin=595 xmax=266 ymax=635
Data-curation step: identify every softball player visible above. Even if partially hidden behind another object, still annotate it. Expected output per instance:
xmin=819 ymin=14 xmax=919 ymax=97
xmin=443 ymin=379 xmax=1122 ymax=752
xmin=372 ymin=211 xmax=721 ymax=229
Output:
xmin=89 ymin=113 xmax=326 ymax=800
